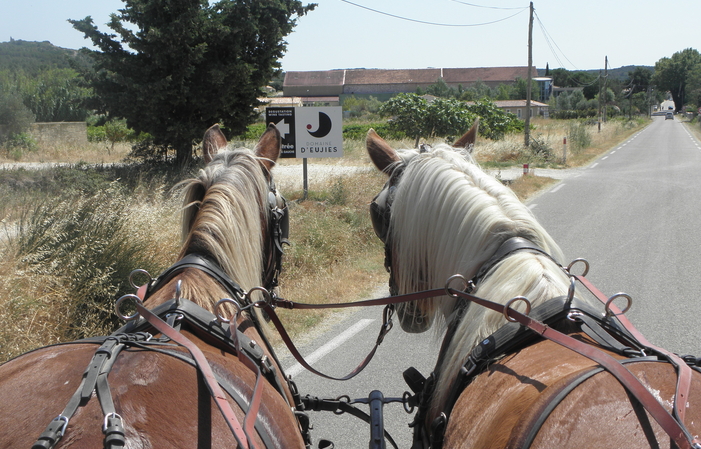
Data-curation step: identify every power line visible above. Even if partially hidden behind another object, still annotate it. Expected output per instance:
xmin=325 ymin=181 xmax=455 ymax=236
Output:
xmin=448 ymin=0 xmax=526 ymax=10
xmin=339 ymin=0 xmax=528 ymax=27
xmin=533 ymin=11 xmax=578 ymax=70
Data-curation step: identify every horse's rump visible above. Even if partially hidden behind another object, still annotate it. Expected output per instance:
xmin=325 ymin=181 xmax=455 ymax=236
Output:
xmin=1 ymin=337 xmax=295 ymax=448
xmin=444 ymin=337 xmax=701 ymax=449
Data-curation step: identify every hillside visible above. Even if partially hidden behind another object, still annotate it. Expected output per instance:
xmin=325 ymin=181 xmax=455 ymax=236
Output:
xmin=0 ymin=39 xmax=90 ymax=75
xmin=539 ymin=65 xmax=654 ymax=81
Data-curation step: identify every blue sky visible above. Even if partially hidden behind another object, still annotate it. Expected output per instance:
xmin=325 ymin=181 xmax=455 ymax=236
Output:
xmin=1 ymin=0 xmax=698 ymax=72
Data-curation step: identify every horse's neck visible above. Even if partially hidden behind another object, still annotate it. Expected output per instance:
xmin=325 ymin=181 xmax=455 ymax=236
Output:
xmin=431 ymin=253 xmax=571 ymax=422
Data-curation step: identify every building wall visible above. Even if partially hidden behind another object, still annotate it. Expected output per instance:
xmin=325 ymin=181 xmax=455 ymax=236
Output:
xmin=30 ymin=122 xmax=88 ymax=146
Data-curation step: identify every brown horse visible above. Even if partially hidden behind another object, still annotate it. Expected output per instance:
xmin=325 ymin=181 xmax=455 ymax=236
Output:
xmin=367 ymin=123 xmax=701 ymax=449
xmin=0 ymin=124 xmax=307 ymax=449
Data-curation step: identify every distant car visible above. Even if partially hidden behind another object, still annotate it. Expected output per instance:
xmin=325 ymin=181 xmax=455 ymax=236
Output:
xmin=666 ymin=112 xmax=674 ymax=120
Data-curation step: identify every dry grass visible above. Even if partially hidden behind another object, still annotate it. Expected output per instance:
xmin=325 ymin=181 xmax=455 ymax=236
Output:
xmin=473 ymin=117 xmax=646 ymax=168
xmin=0 ymin=141 xmax=132 ymax=164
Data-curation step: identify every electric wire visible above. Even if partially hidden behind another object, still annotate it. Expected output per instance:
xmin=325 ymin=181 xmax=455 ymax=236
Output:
xmin=534 ymin=11 xmax=578 ymax=70
xmin=448 ymin=0 xmax=525 ymax=10
xmin=339 ymin=0 xmax=528 ymax=27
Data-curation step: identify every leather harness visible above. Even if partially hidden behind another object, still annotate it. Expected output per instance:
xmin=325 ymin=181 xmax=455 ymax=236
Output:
xmin=31 ymin=253 xmax=310 ymax=449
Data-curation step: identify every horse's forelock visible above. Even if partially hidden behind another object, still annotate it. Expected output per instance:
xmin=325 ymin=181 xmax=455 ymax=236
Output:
xmin=389 ymin=144 xmax=562 ymax=331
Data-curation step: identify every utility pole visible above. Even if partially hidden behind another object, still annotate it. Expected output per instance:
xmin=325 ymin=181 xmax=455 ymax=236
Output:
xmin=524 ymin=1 xmax=533 ymax=147
xmin=603 ymin=56 xmax=608 ymax=122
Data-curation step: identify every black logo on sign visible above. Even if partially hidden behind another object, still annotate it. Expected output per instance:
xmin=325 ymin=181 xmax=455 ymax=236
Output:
xmin=306 ymin=112 xmax=332 ymax=138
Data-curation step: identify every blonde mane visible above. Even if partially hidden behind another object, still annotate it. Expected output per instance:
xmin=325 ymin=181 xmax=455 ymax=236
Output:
xmin=175 ymin=148 xmax=270 ymax=311
xmin=386 ymin=144 xmax=577 ymax=415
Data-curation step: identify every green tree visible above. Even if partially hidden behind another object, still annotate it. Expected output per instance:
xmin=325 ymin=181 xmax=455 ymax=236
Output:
xmin=20 ymin=68 xmax=91 ymax=122
xmin=625 ymin=67 xmax=653 ymax=95
xmin=70 ymin=0 xmax=314 ymax=165
xmin=652 ymin=48 xmax=701 ymax=112
xmin=465 ymin=99 xmax=523 ymax=140
xmin=379 ymin=94 xmax=523 ymax=144
xmin=0 ymin=88 xmax=35 ymax=145
xmin=379 ymin=93 xmax=430 ymax=146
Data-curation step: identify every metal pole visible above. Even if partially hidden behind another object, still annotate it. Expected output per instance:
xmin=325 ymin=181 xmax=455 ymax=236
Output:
xmin=302 ymin=158 xmax=308 ymax=201
xmin=524 ymin=1 xmax=534 ymax=147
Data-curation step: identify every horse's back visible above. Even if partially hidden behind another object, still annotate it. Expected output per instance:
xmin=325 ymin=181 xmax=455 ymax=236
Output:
xmin=0 ymin=340 xmax=302 ymax=448
xmin=444 ymin=338 xmax=701 ymax=449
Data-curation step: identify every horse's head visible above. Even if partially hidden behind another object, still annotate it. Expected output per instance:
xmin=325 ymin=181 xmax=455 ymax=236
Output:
xmin=170 ymin=123 xmax=288 ymax=315
xmin=366 ymin=120 xmax=479 ymax=333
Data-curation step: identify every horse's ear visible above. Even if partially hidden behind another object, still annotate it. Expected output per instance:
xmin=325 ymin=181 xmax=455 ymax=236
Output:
xmin=203 ymin=124 xmax=227 ymax=164
xmin=255 ymin=123 xmax=282 ymax=171
xmin=453 ymin=118 xmax=479 ymax=153
xmin=366 ymin=128 xmax=401 ymax=175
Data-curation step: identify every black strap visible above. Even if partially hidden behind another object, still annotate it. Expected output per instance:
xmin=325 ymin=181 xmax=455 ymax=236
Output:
xmin=146 ymin=253 xmax=245 ymax=300
xmin=32 ymin=335 xmax=139 ymax=449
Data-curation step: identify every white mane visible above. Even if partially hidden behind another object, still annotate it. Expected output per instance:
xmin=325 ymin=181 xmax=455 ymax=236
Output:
xmin=178 ymin=148 xmax=269 ymax=307
xmin=387 ymin=143 xmax=576 ymax=415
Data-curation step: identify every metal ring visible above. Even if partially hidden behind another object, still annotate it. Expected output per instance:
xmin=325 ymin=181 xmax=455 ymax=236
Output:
xmin=214 ymin=298 xmax=242 ymax=324
xmin=129 ymin=269 xmax=151 ymax=290
xmin=52 ymin=415 xmax=69 ymax=437
xmin=334 ymin=395 xmax=351 ymax=415
xmin=246 ymin=286 xmax=272 ymax=306
xmin=115 ymin=294 xmax=142 ymax=321
xmin=402 ymin=391 xmax=415 ymax=414
xmin=103 ymin=412 xmax=122 ymax=431
xmin=503 ymin=296 xmax=531 ymax=322
xmin=566 ymin=258 xmax=589 ymax=276
xmin=605 ymin=293 xmax=632 ymax=316
xmin=445 ymin=274 xmax=469 ymax=298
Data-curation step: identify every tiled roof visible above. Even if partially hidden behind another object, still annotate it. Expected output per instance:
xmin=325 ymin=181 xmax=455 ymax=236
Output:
xmin=344 ymin=68 xmax=443 ymax=85
xmin=284 ymin=67 xmax=537 ymax=88
xmin=284 ymin=70 xmax=345 ymax=87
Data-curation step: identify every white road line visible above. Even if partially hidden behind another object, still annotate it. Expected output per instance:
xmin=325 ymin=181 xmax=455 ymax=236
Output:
xmin=550 ymin=184 xmax=564 ymax=193
xmin=528 ymin=203 xmax=537 ymax=210
xmin=590 ymin=163 xmax=599 ymax=168
xmin=602 ymin=156 xmax=608 ymax=160
xmin=286 ymin=318 xmax=375 ymax=378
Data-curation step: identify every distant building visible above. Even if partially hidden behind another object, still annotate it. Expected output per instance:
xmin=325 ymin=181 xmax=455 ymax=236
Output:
xmin=492 ymin=100 xmax=549 ymax=118
xmin=283 ymin=67 xmax=545 ymax=100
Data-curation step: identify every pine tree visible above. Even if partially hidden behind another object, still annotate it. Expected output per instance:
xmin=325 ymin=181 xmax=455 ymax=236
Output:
xmin=70 ymin=0 xmax=314 ymax=164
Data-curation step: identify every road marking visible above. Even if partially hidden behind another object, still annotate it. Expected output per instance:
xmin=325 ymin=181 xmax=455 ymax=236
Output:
xmin=528 ymin=203 xmax=537 ymax=210
xmin=286 ymin=318 xmax=375 ymax=378
xmin=590 ymin=163 xmax=599 ymax=168
xmin=602 ymin=156 xmax=608 ymax=160
xmin=611 ymin=150 xmax=616 ymax=154
xmin=550 ymin=184 xmax=564 ymax=193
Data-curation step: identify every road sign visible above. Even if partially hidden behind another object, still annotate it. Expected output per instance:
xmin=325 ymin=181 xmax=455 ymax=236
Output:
xmin=266 ymin=106 xmax=343 ymax=158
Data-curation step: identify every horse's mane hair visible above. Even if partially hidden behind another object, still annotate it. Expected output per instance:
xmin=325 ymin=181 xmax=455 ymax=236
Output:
xmin=175 ymin=148 xmax=270 ymax=314
xmin=387 ymin=144 xmax=577 ymax=415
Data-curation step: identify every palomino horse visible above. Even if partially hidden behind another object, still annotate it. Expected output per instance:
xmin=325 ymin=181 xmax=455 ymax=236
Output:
xmin=366 ymin=121 xmax=701 ymax=448
xmin=0 ymin=124 xmax=307 ymax=449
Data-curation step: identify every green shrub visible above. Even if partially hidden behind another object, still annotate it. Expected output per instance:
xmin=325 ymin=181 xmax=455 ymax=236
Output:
xmin=568 ymin=121 xmax=592 ymax=153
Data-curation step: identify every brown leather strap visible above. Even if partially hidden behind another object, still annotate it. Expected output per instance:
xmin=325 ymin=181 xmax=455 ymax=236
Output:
xmin=135 ymin=302 xmax=258 ymax=449
xmin=446 ymin=287 xmax=698 ymax=449
xmin=263 ymin=302 xmax=398 ymax=381
xmin=574 ymin=275 xmax=694 ymax=426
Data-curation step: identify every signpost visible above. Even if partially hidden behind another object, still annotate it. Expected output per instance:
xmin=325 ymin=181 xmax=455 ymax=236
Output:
xmin=265 ymin=106 xmax=343 ymax=199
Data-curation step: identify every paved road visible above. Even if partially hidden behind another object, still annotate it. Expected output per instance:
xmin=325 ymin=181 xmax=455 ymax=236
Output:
xmin=277 ymin=116 xmax=701 ymax=448
xmin=530 ymin=116 xmax=701 ymax=356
